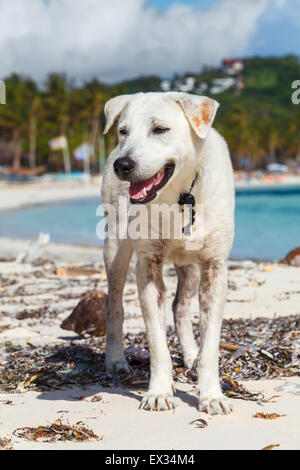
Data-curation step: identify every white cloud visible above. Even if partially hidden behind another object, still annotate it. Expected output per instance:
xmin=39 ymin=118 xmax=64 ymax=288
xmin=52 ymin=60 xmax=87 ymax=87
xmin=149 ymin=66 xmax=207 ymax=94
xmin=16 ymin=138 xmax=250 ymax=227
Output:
xmin=0 ymin=0 xmax=272 ymax=83
xmin=263 ymin=0 xmax=300 ymax=22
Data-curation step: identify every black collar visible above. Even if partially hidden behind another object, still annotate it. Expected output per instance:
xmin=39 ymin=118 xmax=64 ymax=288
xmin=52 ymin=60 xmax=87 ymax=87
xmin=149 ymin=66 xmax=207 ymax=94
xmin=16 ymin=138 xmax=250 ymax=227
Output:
xmin=178 ymin=172 xmax=198 ymax=207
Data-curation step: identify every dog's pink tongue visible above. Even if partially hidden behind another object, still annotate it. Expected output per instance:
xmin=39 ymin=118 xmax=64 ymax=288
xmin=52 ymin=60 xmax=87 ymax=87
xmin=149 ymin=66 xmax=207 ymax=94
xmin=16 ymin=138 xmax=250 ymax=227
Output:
xmin=129 ymin=176 xmax=155 ymax=199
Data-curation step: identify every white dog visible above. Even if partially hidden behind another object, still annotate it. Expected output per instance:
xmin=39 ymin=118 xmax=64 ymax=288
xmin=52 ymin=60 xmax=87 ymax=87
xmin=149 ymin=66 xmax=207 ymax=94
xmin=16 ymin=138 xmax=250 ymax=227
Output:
xmin=101 ymin=92 xmax=235 ymax=414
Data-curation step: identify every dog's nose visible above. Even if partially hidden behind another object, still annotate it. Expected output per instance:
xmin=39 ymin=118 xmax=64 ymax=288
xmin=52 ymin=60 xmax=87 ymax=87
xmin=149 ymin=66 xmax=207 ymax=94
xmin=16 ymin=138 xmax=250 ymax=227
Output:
xmin=113 ymin=156 xmax=136 ymax=177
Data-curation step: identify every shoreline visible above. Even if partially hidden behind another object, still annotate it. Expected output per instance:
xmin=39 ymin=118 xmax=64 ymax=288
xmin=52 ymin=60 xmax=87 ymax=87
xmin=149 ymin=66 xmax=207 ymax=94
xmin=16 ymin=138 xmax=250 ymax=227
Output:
xmin=1 ymin=176 xmax=299 ymax=262
xmin=235 ymin=174 xmax=300 ymax=188
xmin=0 ymin=235 xmax=281 ymax=264
xmin=0 ymin=178 xmax=102 ymax=211
xmin=0 ymin=174 xmax=299 ymax=212
xmin=0 ymin=236 xmax=102 ymax=263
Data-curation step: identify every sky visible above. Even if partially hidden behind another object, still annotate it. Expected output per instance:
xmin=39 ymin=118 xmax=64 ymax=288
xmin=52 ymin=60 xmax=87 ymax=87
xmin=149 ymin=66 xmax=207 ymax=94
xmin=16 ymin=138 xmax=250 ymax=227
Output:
xmin=0 ymin=0 xmax=299 ymax=84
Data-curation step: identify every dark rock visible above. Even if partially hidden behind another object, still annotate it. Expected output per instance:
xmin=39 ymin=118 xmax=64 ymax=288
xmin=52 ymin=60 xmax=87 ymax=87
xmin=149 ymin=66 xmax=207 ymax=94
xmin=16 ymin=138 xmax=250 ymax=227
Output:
xmin=281 ymin=246 xmax=300 ymax=266
xmin=61 ymin=291 xmax=106 ymax=336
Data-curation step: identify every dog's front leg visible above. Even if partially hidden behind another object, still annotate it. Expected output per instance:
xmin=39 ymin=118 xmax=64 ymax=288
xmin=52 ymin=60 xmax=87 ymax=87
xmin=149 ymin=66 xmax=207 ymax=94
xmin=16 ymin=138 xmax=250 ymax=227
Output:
xmin=104 ymin=238 xmax=133 ymax=374
xmin=136 ymin=258 xmax=175 ymax=411
xmin=197 ymin=260 xmax=233 ymax=415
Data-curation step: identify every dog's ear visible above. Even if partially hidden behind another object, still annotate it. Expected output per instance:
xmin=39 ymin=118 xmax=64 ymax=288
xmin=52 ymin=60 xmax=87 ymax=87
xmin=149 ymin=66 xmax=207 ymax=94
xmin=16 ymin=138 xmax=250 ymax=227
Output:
xmin=103 ymin=94 xmax=132 ymax=134
xmin=170 ymin=93 xmax=219 ymax=139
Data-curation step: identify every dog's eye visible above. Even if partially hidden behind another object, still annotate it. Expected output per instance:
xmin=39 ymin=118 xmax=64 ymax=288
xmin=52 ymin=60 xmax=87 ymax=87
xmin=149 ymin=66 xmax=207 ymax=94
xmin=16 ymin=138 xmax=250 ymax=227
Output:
xmin=119 ymin=128 xmax=128 ymax=136
xmin=152 ymin=126 xmax=170 ymax=135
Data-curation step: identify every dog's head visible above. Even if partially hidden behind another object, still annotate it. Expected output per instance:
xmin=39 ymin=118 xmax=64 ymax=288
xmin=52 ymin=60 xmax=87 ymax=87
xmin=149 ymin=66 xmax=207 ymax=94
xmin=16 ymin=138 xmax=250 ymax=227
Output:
xmin=103 ymin=92 xmax=219 ymax=204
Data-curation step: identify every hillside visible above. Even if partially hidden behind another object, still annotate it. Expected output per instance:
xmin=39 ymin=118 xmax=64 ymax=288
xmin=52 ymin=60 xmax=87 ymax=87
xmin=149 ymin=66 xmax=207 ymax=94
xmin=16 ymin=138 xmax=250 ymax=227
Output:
xmin=0 ymin=56 xmax=299 ymax=171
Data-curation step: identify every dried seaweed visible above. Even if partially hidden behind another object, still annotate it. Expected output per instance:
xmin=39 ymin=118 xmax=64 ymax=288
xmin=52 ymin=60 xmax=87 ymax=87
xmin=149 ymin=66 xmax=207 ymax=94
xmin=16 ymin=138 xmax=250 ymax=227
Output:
xmin=253 ymin=412 xmax=286 ymax=420
xmin=218 ymin=315 xmax=300 ymax=381
xmin=13 ymin=419 xmax=101 ymax=442
xmin=0 ymin=325 xmax=10 ymax=333
xmin=0 ymin=438 xmax=13 ymax=450
xmin=91 ymin=395 xmax=102 ymax=402
xmin=262 ymin=443 xmax=280 ymax=450
xmin=16 ymin=307 xmax=49 ymax=320
xmin=1 ymin=315 xmax=299 ymax=401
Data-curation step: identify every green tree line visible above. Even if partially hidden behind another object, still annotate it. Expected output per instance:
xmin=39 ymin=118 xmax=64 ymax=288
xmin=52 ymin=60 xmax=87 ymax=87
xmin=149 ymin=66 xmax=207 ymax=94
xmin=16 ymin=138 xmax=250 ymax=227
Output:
xmin=0 ymin=55 xmax=299 ymax=171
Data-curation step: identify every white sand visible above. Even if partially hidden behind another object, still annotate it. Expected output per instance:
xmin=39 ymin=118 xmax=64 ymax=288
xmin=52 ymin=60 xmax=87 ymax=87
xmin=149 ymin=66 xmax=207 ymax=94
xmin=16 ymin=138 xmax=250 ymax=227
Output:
xmin=0 ymin=236 xmax=101 ymax=263
xmin=0 ymin=242 xmax=299 ymax=450
xmin=1 ymin=378 xmax=299 ymax=450
xmin=0 ymin=178 xmax=101 ymax=210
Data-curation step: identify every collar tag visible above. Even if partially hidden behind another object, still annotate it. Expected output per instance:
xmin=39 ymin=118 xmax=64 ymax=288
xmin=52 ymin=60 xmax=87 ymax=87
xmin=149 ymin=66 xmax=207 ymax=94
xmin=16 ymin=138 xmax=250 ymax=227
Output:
xmin=178 ymin=192 xmax=195 ymax=208
xmin=178 ymin=192 xmax=196 ymax=237
xmin=178 ymin=172 xmax=198 ymax=238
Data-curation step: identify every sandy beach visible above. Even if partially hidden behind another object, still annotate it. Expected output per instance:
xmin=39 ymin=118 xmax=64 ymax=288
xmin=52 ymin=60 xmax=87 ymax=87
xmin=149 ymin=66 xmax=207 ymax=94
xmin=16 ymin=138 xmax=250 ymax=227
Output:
xmin=0 ymin=178 xmax=101 ymax=210
xmin=0 ymin=237 xmax=299 ymax=450
xmin=0 ymin=180 xmax=299 ymax=450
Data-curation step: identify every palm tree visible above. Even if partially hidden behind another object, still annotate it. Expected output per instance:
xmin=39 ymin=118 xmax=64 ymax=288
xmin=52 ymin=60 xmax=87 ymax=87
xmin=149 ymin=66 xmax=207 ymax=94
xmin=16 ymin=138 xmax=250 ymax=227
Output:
xmin=28 ymin=97 xmax=40 ymax=168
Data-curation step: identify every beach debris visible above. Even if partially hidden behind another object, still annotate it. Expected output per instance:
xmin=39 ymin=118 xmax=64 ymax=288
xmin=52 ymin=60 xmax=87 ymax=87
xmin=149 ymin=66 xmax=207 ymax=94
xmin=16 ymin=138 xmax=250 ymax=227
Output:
xmin=219 ymin=315 xmax=300 ymax=381
xmin=0 ymin=325 xmax=10 ymax=333
xmin=15 ymin=233 xmax=50 ymax=264
xmin=263 ymin=265 xmax=273 ymax=272
xmin=186 ymin=370 xmax=198 ymax=382
xmin=281 ymin=246 xmax=300 ymax=266
xmin=221 ymin=376 xmax=263 ymax=401
xmin=60 ymin=291 xmax=106 ymax=336
xmin=228 ymin=260 xmax=255 ymax=270
xmin=56 ymin=267 xmax=99 ymax=278
xmin=125 ymin=346 xmax=150 ymax=365
xmin=189 ymin=418 xmax=208 ymax=429
xmin=13 ymin=419 xmax=101 ymax=442
xmin=1 ymin=309 xmax=299 ymax=396
xmin=14 ymin=280 xmax=63 ymax=296
xmin=91 ymin=395 xmax=102 ymax=402
xmin=261 ymin=443 xmax=280 ymax=450
xmin=0 ymin=438 xmax=13 ymax=450
xmin=253 ymin=412 xmax=286 ymax=420
xmin=220 ymin=342 xmax=238 ymax=352
xmin=274 ymin=382 xmax=300 ymax=395
xmin=16 ymin=372 xmax=46 ymax=392
xmin=0 ymin=399 xmax=14 ymax=405
xmin=248 ymin=280 xmax=265 ymax=287
xmin=16 ymin=307 xmax=48 ymax=320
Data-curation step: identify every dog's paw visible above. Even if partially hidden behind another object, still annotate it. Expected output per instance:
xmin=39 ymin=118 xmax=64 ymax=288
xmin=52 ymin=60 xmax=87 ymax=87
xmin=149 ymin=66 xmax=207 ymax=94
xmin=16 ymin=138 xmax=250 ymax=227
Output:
xmin=139 ymin=391 xmax=176 ymax=411
xmin=198 ymin=393 xmax=233 ymax=415
xmin=105 ymin=359 xmax=131 ymax=375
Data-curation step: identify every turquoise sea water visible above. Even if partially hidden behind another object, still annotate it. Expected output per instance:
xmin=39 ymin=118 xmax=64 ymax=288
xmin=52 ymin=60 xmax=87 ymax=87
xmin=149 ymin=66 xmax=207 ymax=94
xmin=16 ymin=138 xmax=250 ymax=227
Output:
xmin=0 ymin=185 xmax=299 ymax=260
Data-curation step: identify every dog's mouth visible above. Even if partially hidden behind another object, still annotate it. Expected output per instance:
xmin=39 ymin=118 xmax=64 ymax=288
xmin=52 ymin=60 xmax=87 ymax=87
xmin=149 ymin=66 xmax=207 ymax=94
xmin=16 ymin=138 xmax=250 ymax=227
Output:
xmin=129 ymin=163 xmax=175 ymax=204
